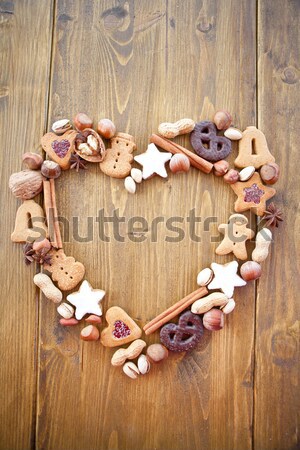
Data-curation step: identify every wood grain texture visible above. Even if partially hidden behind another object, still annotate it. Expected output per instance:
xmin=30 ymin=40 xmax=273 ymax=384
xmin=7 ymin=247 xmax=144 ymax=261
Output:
xmin=36 ymin=1 xmax=256 ymax=450
xmin=1 ymin=1 xmax=299 ymax=450
xmin=255 ymin=1 xmax=300 ymax=449
xmin=0 ymin=1 xmax=54 ymax=449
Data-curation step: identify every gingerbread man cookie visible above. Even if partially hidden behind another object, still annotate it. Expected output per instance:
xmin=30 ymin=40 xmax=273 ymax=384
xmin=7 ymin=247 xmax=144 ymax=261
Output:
xmin=216 ymin=213 xmax=255 ymax=260
xmin=99 ymin=133 xmax=136 ymax=178
xmin=234 ymin=126 xmax=275 ymax=169
xmin=190 ymin=121 xmax=232 ymax=162
xmin=231 ymin=172 xmax=276 ymax=216
xmin=43 ymin=249 xmax=85 ymax=291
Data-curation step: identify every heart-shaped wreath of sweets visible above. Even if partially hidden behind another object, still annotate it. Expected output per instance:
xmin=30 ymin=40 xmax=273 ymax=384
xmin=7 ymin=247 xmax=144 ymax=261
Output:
xmin=9 ymin=112 xmax=283 ymax=377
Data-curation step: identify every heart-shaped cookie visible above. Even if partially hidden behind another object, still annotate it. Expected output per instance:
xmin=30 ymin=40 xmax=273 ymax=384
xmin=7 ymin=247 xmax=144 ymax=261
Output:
xmin=160 ymin=311 xmax=203 ymax=352
xmin=41 ymin=130 xmax=77 ymax=170
xmin=43 ymin=248 xmax=85 ymax=291
xmin=101 ymin=306 xmax=142 ymax=347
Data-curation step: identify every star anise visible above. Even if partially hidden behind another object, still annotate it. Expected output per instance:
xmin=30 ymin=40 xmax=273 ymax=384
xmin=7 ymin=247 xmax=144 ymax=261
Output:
xmin=23 ymin=243 xmax=52 ymax=265
xmin=70 ymin=153 xmax=87 ymax=172
xmin=23 ymin=243 xmax=35 ymax=265
xmin=262 ymin=202 xmax=284 ymax=228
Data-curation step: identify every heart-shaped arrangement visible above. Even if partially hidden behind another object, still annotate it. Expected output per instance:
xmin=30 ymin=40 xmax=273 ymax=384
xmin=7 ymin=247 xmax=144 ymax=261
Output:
xmin=9 ymin=111 xmax=283 ymax=379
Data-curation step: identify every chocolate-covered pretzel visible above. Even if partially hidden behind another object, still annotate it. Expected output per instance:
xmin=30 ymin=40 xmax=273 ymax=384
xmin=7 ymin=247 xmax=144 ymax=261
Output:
xmin=160 ymin=311 xmax=203 ymax=352
xmin=190 ymin=121 xmax=232 ymax=162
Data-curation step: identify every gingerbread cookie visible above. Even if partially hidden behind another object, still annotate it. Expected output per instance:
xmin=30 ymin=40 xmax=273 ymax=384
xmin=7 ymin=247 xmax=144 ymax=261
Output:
xmin=216 ymin=213 xmax=255 ymax=260
xmin=160 ymin=311 xmax=203 ymax=352
xmin=134 ymin=143 xmax=172 ymax=179
xmin=67 ymin=280 xmax=105 ymax=320
xmin=234 ymin=126 xmax=275 ymax=169
xmin=190 ymin=121 xmax=231 ymax=162
xmin=99 ymin=133 xmax=136 ymax=178
xmin=208 ymin=261 xmax=246 ymax=298
xmin=100 ymin=306 xmax=142 ymax=347
xmin=11 ymin=200 xmax=48 ymax=243
xmin=43 ymin=248 xmax=85 ymax=291
xmin=41 ymin=130 xmax=77 ymax=170
xmin=231 ymin=172 xmax=276 ymax=216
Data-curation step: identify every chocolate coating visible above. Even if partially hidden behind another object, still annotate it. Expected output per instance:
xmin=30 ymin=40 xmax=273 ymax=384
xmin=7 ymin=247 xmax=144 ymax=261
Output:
xmin=190 ymin=121 xmax=232 ymax=162
xmin=160 ymin=311 xmax=203 ymax=352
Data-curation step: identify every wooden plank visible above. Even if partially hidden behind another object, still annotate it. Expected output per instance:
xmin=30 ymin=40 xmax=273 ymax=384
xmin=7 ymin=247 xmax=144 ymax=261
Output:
xmin=37 ymin=1 xmax=256 ymax=449
xmin=0 ymin=1 xmax=54 ymax=449
xmin=255 ymin=1 xmax=300 ymax=449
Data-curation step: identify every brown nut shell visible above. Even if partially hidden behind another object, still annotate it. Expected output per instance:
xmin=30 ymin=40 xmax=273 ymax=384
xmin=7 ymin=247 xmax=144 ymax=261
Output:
xmin=73 ymin=113 xmax=93 ymax=131
xmin=240 ymin=261 xmax=262 ymax=281
xmin=22 ymin=152 xmax=44 ymax=170
xmin=260 ymin=163 xmax=280 ymax=185
xmin=146 ymin=343 xmax=169 ymax=363
xmin=97 ymin=119 xmax=116 ymax=139
xmin=213 ymin=160 xmax=230 ymax=176
xmin=41 ymin=160 xmax=62 ymax=179
xmin=223 ymin=169 xmax=240 ymax=184
xmin=213 ymin=110 xmax=232 ymax=130
xmin=75 ymin=128 xmax=105 ymax=162
xmin=9 ymin=170 xmax=44 ymax=200
xmin=203 ymin=308 xmax=224 ymax=331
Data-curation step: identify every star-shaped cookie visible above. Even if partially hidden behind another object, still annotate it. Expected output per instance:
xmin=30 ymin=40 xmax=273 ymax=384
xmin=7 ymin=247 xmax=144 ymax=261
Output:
xmin=231 ymin=172 xmax=276 ymax=216
xmin=216 ymin=213 xmax=255 ymax=260
xmin=67 ymin=280 xmax=105 ymax=320
xmin=208 ymin=261 xmax=246 ymax=298
xmin=134 ymin=143 xmax=172 ymax=179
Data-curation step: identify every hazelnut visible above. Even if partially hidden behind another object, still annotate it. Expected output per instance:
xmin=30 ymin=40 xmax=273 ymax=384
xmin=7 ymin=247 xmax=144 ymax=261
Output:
xmin=169 ymin=154 xmax=190 ymax=173
xmin=223 ymin=169 xmax=240 ymax=184
xmin=41 ymin=160 xmax=62 ymax=179
xmin=240 ymin=261 xmax=262 ymax=281
xmin=22 ymin=152 xmax=44 ymax=170
xmin=80 ymin=325 xmax=100 ymax=341
xmin=260 ymin=163 xmax=280 ymax=185
xmin=203 ymin=308 xmax=224 ymax=331
xmin=73 ymin=112 xmax=93 ymax=131
xmin=146 ymin=343 xmax=169 ymax=363
xmin=213 ymin=160 xmax=229 ymax=176
xmin=97 ymin=118 xmax=116 ymax=139
xmin=213 ymin=110 xmax=232 ymax=130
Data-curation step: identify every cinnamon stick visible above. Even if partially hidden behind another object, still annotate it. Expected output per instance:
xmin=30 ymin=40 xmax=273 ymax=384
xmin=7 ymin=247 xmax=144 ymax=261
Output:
xmin=43 ymin=180 xmax=57 ymax=248
xmin=150 ymin=134 xmax=213 ymax=174
xmin=50 ymin=179 xmax=62 ymax=249
xmin=143 ymin=286 xmax=208 ymax=335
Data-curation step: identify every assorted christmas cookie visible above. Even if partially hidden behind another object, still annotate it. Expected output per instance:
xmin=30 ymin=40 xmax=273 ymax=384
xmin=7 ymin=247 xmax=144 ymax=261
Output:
xmin=9 ymin=110 xmax=283 ymax=378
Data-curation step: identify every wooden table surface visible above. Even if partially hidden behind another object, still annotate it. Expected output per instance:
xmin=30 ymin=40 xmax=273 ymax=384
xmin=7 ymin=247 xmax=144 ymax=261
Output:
xmin=0 ymin=1 xmax=299 ymax=449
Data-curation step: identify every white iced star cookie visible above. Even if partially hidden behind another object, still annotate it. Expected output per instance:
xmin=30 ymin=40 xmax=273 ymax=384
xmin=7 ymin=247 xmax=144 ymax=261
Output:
xmin=67 ymin=280 xmax=105 ymax=320
xmin=134 ymin=143 xmax=172 ymax=179
xmin=208 ymin=261 xmax=246 ymax=298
